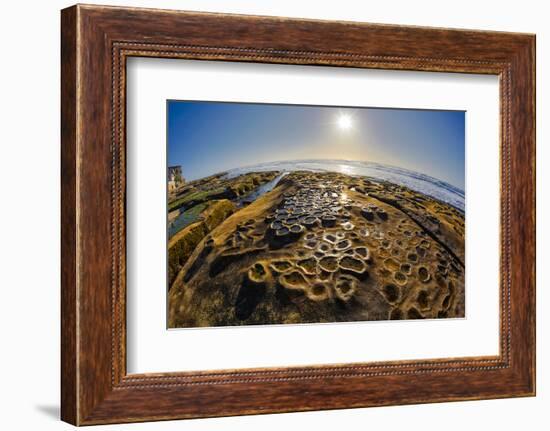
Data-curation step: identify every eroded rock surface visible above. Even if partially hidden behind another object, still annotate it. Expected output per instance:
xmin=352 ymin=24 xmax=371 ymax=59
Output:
xmin=168 ymin=171 xmax=465 ymax=328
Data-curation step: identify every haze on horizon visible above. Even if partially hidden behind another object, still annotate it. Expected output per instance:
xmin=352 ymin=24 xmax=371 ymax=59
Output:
xmin=168 ymin=100 xmax=465 ymax=190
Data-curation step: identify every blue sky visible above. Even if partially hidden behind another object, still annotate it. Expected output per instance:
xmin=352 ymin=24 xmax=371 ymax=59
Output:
xmin=168 ymin=101 xmax=465 ymax=190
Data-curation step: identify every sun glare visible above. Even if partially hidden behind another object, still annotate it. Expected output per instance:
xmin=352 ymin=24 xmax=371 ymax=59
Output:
xmin=337 ymin=114 xmax=353 ymax=131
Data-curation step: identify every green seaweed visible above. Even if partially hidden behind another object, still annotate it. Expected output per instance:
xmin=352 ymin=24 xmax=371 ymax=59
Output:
xmin=169 ymin=202 xmax=208 ymax=237
xmin=168 ymin=187 xmax=225 ymax=212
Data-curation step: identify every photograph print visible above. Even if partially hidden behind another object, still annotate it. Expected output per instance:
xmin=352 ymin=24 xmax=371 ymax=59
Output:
xmin=167 ymin=101 xmax=465 ymax=329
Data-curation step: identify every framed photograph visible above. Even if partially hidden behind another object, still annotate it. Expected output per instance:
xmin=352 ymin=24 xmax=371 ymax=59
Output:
xmin=61 ymin=4 xmax=535 ymax=425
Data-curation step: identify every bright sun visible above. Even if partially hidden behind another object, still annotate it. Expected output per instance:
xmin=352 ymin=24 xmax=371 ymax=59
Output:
xmin=337 ymin=114 xmax=353 ymax=131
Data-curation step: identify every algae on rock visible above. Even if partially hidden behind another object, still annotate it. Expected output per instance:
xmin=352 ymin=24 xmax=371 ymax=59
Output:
xmin=168 ymin=199 xmax=235 ymax=287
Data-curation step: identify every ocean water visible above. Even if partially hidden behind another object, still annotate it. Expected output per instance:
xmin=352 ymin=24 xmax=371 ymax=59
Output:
xmin=225 ymin=159 xmax=465 ymax=212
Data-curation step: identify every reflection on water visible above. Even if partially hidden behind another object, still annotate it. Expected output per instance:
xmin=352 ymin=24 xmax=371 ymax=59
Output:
xmin=338 ymin=163 xmax=354 ymax=176
xmin=237 ymin=172 xmax=289 ymax=206
xmin=168 ymin=159 xmax=465 ymax=240
xmin=168 ymin=203 xmax=207 ymax=238
xmin=225 ymin=159 xmax=465 ymax=212
xmin=168 ymin=172 xmax=289 ymax=239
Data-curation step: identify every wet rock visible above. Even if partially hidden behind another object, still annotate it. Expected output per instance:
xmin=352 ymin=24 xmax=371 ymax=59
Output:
xmin=321 ymin=215 xmax=337 ymax=227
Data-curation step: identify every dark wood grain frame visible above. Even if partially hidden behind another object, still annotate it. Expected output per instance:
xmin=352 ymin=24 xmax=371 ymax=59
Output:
xmin=61 ymin=4 xmax=535 ymax=426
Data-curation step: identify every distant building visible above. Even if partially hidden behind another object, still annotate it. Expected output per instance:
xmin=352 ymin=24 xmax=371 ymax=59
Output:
xmin=168 ymin=165 xmax=185 ymax=191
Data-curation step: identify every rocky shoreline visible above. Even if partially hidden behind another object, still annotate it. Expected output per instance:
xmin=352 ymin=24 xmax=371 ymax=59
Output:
xmin=168 ymin=170 xmax=465 ymax=328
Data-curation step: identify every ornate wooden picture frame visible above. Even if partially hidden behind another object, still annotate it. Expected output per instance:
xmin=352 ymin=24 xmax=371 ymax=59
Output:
xmin=61 ymin=4 xmax=535 ymax=425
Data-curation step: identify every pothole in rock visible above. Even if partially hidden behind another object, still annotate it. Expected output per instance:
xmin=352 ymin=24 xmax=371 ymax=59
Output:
xmin=318 ymin=270 xmax=332 ymax=281
xmin=341 ymin=221 xmax=355 ymax=231
xmin=307 ymin=283 xmax=330 ymax=301
xmin=418 ymin=266 xmax=431 ymax=283
xmin=286 ymin=216 xmax=299 ymax=225
xmin=248 ymin=262 xmax=268 ymax=284
xmin=335 ymin=276 xmax=357 ymax=302
xmin=321 ymin=215 xmax=337 ymax=227
xmin=289 ymin=224 xmax=305 ymax=235
xmin=407 ymin=252 xmax=418 ymax=263
xmin=275 ymin=226 xmax=290 ymax=237
xmin=304 ymin=239 xmax=318 ymax=249
xmin=400 ymin=263 xmax=412 ymax=275
xmin=354 ymin=246 xmax=370 ymax=259
xmin=269 ymin=260 xmax=293 ymax=273
xmin=323 ymin=233 xmax=338 ymax=244
xmin=319 ymin=255 xmax=339 ymax=272
xmin=304 ymin=232 xmax=316 ymax=241
xmin=335 ymin=239 xmax=352 ymax=251
xmin=296 ymin=257 xmax=318 ymax=275
xmin=269 ymin=221 xmax=284 ymax=231
xmin=317 ymin=243 xmax=332 ymax=255
xmin=339 ymin=256 xmax=367 ymax=277
xmin=361 ymin=207 xmax=374 ymax=221
xmin=377 ymin=209 xmax=388 ymax=221
xmin=394 ymin=271 xmax=407 ymax=286
xmin=279 ymin=271 xmax=309 ymax=292
xmin=383 ymin=283 xmax=400 ymax=303
xmin=358 ymin=228 xmax=370 ymax=237
xmin=301 ymin=216 xmax=318 ymax=228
